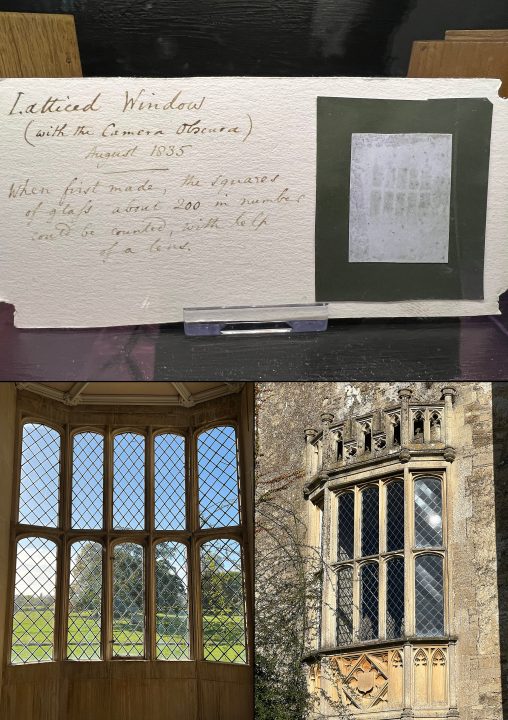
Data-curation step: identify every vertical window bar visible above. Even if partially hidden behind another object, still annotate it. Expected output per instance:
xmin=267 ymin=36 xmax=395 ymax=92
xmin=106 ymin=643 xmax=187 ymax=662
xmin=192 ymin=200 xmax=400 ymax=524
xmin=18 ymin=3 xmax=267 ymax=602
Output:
xmin=11 ymin=537 xmax=58 ymax=664
xmin=415 ymin=554 xmax=444 ymax=636
xmin=414 ymin=477 xmax=442 ymax=547
xmin=386 ymin=557 xmax=405 ymax=639
xmin=337 ymin=492 xmax=354 ymax=560
xmin=336 ymin=567 xmax=353 ymax=645
xmin=361 ymin=487 xmax=379 ymax=557
xmin=359 ymin=562 xmax=379 ymax=641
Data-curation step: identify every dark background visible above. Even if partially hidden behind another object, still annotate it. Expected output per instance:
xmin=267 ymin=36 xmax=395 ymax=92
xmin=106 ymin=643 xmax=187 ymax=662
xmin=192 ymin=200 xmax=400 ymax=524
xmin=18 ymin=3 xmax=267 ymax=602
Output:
xmin=1 ymin=0 xmax=508 ymax=78
xmin=0 ymin=0 xmax=508 ymax=380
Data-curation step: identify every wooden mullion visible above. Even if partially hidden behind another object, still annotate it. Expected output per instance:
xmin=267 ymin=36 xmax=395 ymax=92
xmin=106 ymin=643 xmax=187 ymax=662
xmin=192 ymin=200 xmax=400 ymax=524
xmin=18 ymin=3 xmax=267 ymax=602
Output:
xmin=188 ymin=425 xmax=203 ymax=661
xmin=103 ymin=424 xmax=113 ymax=660
xmin=146 ymin=426 xmax=155 ymax=660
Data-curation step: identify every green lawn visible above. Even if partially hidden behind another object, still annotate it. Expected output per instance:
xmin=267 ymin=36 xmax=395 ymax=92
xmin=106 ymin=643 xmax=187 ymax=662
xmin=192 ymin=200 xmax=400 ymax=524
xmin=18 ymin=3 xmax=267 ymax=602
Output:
xmin=12 ymin=609 xmax=246 ymax=664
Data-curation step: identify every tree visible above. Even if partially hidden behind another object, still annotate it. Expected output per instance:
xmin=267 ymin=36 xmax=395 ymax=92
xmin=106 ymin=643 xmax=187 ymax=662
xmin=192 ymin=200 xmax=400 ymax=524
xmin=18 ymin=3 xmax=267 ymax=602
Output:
xmin=201 ymin=547 xmax=242 ymax=615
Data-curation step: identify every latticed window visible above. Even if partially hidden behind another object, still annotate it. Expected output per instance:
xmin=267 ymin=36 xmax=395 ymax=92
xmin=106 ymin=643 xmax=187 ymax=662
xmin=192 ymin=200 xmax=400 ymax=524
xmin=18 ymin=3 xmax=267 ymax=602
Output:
xmin=333 ymin=474 xmax=446 ymax=646
xmin=9 ymin=421 xmax=248 ymax=665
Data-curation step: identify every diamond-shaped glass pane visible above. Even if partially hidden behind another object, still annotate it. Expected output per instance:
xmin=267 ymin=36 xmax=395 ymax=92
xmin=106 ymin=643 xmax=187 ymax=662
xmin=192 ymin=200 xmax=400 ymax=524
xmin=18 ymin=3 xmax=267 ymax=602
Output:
xmin=113 ymin=434 xmax=145 ymax=530
xmin=198 ymin=426 xmax=240 ymax=529
xmin=156 ymin=542 xmax=189 ymax=659
xmin=387 ymin=481 xmax=404 ymax=552
xmin=361 ymin=487 xmax=378 ymax=557
xmin=337 ymin=492 xmax=354 ymax=560
xmin=415 ymin=554 xmax=444 ymax=636
xmin=201 ymin=538 xmax=246 ymax=663
xmin=154 ymin=434 xmax=186 ymax=530
xmin=386 ymin=557 xmax=405 ymax=639
xmin=11 ymin=537 xmax=57 ymax=664
xmin=72 ymin=433 xmax=104 ymax=530
xmin=359 ymin=562 xmax=378 ymax=641
xmin=19 ymin=423 xmax=60 ymax=527
xmin=68 ymin=541 xmax=102 ymax=660
xmin=112 ymin=543 xmax=144 ymax=657
xmin=336 ymin=566 xmax=353 ymax=645
xmin=414 ymin=477 xmax=442 ymax=547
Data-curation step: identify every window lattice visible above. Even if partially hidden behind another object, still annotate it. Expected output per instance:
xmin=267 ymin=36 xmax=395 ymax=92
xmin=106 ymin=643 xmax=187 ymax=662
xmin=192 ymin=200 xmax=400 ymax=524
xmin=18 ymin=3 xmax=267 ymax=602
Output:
xmin=361 ymin=487 xmax=379 ymax=557
xmin=336 ymin=566 xmax=353 ymax=644
xmin=68 ymin=541 xmax=102 ymax=660
xmin=113 ymin=433 xmax=145 ymax=530
xmin=154 ymin=434 xmax=186 ymax=530
xmin=337 ymin=492 xmax=354 ymax=560
xmin=19 ymin=423 xmax=60 ymax=527
xmin=198 ymin=426 xmax=240 ymax=528
xmin=386 ymin=557 xmax=405 ymax=639
xmin=387 ymin=480 xmax=404 ymax=552
xmin=201 ymin=538 xmax=246 ymax=663
xmin=415 ymin=554 xmax=444 ymax=636
xmin=12 ymin=419 xmax=248 ymax=666
xmin=72 ymin=432 xmax=104 ymax=530
xmin=112 ymin=543 xmax=145 ymax=657
xmin=359 ymin=562 xmax=379 ymax=641
xmin=155 ymin=542 xmax=190 ymax=660
xmin=414 ymin=477 xmax=442 ymax=547
xmin=11 ymin=537 xmax=57 ymax=664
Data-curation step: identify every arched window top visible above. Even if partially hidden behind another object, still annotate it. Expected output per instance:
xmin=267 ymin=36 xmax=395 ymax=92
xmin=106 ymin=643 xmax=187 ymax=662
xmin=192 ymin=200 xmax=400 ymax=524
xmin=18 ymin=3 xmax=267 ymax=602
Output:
xmin=19 ymin=422 xmax=61 ymax=528
xmin=154 ymin=433 xmax=186 ymax=530
xmin=72 ymin=432 xmax=104 ymax=530
xmin=197 ymin=425 xmax=240 ymax=529
xmin=113 ymin=433 xmax=145 ymax=530
xmin=414 ymin=476 xmax=442 ymax=548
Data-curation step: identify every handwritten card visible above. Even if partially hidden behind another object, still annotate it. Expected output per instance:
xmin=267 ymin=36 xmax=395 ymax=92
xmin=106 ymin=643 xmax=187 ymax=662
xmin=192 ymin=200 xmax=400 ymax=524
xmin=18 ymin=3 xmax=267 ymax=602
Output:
xmin=349 ymin=133 xmax=452 ymax=263
xmin=0 ymin=77 xmax=506 ymax=327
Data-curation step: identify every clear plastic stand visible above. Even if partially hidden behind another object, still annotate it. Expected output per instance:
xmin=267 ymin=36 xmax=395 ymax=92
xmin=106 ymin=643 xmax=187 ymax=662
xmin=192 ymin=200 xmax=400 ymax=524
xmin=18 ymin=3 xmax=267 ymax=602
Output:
xmin=183 ymin=303 xmax=328 ymax=336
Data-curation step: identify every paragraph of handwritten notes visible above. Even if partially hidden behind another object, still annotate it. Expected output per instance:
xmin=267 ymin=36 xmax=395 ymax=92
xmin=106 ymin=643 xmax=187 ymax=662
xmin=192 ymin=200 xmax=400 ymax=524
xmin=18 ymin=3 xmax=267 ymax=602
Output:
xmin=0 ymin=77 xmax=504 ymax=326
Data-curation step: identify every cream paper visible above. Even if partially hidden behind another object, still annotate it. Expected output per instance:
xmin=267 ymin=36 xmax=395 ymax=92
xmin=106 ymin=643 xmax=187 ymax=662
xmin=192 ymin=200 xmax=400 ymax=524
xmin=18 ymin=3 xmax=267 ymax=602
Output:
xmin=0 ymin=76 xmax=506 ymax=327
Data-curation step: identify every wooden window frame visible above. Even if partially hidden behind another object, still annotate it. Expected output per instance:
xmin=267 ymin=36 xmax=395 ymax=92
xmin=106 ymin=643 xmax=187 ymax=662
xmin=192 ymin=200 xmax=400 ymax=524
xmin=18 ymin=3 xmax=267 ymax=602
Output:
xmin=6 ymin=410 xmax=250 ymax=666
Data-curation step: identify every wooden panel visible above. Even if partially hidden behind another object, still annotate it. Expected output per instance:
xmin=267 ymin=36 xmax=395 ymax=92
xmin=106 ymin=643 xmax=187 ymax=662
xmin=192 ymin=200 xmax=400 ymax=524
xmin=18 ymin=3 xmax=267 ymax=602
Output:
xmin=0 ymin=12 xmax=81 ymax=77
xmin=408 ymin=40 xmax=508 ymax=97
xmin=0 ymin=661 xmax=252 ymax=720
xmin=445 ymin=29 xmax=508 ymax=42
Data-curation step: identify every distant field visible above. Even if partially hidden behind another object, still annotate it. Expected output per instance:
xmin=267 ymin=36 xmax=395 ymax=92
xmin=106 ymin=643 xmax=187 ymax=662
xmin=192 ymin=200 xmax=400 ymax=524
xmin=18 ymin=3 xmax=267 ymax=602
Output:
xmin=11 ymin=609 xmax=246 ymax=664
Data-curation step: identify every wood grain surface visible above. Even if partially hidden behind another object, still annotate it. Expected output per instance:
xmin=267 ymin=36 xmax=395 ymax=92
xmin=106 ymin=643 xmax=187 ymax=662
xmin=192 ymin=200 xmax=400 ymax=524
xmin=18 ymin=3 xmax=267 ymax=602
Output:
xmin=0 ymin=12 xmax=81 ymax=77
xmin=408 ymin=39 xmax=508 ymax=96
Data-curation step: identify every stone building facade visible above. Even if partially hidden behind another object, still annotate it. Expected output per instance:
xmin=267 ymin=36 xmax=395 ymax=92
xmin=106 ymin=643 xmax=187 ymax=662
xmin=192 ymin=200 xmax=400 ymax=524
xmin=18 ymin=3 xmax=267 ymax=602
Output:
xmin=255 ymin=382 xmax=505 ymax=720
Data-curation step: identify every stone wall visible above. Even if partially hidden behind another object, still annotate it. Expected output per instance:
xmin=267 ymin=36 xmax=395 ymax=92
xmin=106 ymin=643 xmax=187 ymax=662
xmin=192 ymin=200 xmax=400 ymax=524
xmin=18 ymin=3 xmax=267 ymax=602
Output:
xmin=255 ymin=382 xmax=503 ymax=719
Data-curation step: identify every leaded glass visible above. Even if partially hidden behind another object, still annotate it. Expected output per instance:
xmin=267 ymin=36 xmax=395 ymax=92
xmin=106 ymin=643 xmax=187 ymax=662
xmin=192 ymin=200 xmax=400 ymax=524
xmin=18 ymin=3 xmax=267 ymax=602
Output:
xmin=19 ymin=423 xmax=60 ymax=527
xmin=71 ymin=432 xmax=104 ymax=529
xmin=198 ymin=426 xmax=240 ymax=528
xmin=361 ymin=487 xmax=378 ymax=557
xmin=155 ymin=542 xmax=190 ymax=659
xmin=112 ymin=543 xmax=144 ymax=657
xmin=68 ymin=541 xmax=102 ymax=660
xmin=337 ymin=492 xmax=354 ymax=560
xmin=336 ymin=567 xmax=353 ymax=644
xmin=414 ymin=477 xmax=442 ymax=547
xmin=386 ymin=557 xmax=405 ymax=639
xmin=113 ymin=433 xmax=145 ymax=530
xmin=415 ymin=554 xmax=444 ymax=636
xmin=11 ymin=537 xmax=57 ymax=664
xmin=387 ymin=481 xmax=404 ymax=552
xmin=359 ymin=562 xmax=378 ymax=640
xmin=154 ymin=434 xmax=186 ymax=530
xmin=200 ymin=538 xmax=246 ymax=663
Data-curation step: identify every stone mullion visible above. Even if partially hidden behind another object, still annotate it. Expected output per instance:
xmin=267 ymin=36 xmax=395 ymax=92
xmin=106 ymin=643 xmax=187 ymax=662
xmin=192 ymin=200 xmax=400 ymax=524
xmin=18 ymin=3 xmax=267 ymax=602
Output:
xmin=352 ymin=485 xmax=361 ymax=641
xmin=404 ymin=465 xmax=414 ymax=637
xmin=320 ymin=485 xmax=334 ymax=648
xmin=378 ymin=480 xmax=387 ymax=640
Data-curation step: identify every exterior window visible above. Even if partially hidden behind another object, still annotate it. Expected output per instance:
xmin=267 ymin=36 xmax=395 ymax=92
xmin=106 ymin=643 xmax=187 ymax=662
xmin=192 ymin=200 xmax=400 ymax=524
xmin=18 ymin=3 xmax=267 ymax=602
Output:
xmin=10 ymin=421 xmax=248 ymax=665
xmin=359 ymin=563 xmax=378 ymax=640
xmin=415 ymin=554 xmax=444 ymax=636
xmin=333 ymin=473 xmax=445 ymax=646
